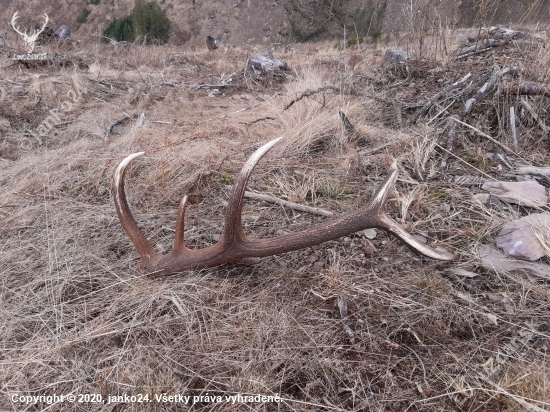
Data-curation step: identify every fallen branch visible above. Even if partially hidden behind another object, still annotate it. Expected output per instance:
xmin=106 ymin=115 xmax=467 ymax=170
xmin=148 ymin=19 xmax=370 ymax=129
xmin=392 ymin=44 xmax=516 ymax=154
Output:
xmin=453 ymin=27 xmax=541 ymax=59
xmin=427 ymin=99 xmax=456 ymax=125
xmin=239 ymin=116 xmax=277 ymax=126
xmin=515 ymin=166 xmax=550 ymax=177
xmin=460 ymin=66 xmax=517 ymax=118
xmin=152 ymin=81 xmax=175 ymax=87
xmin=196 ymin=72 xmax=239 ymax=90
xmin=243 ymin=190 xmax=333 ymax=217
xmin=224 ymin=186 xmax=333 ymax=217
xmin=454 ymin=38 xmax=501 ymax=59
xmin=408 ymin=72 xmax=471 ymax=126
xmin=440 ymin=118 xmax=457 ymax=169
xmin=284 ymin=86 xmax=339 ymax=110
xmin=503 ymin=81 xmax=550 ymax=98
xmin=105 ymin=115 xmax=130 ymax=139
xmin=450 ymin=117 xmax=516 ymax=155
xmin=509 ymin=106 xmax=517 ymax=150
xmin=196 ymin=83 xmax=239 ymax=90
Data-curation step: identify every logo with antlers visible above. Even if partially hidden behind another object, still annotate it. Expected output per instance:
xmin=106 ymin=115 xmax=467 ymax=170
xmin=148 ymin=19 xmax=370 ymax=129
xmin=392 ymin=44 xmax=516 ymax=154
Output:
xmin=11 ymin=11 xmax=49 ymax=54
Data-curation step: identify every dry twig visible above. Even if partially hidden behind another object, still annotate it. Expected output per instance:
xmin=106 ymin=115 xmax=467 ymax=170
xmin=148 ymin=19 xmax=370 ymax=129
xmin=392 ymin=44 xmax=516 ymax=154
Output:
xmin=105 ymin=115 xmax=131 ymax=139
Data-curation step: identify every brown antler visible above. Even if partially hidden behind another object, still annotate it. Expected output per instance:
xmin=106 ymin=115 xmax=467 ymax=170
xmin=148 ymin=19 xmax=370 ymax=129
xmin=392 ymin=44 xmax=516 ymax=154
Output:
xmin=114 ymin=137 xmax=455 ymax=276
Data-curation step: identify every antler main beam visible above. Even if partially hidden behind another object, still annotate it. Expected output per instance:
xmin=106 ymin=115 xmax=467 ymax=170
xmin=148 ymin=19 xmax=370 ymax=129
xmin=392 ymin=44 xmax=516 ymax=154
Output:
xmin=114 ymin=138 xmax=455 ymax=276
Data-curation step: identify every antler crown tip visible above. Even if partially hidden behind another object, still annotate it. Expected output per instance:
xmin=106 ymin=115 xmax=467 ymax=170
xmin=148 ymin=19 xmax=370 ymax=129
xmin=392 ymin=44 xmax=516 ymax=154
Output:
xmin=115 ymin=152 xmax=145 ymax=175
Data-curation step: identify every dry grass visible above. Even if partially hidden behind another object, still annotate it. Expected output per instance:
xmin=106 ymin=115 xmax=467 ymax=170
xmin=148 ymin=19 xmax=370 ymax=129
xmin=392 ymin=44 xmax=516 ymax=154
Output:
xmin=1 ymin=31 xmax=550 ymax=412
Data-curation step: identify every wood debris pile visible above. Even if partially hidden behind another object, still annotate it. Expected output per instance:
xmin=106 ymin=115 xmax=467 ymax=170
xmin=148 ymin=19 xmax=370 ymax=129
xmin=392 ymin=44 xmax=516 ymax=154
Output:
xmin=453 ymin=26 xmax=544 ymax=60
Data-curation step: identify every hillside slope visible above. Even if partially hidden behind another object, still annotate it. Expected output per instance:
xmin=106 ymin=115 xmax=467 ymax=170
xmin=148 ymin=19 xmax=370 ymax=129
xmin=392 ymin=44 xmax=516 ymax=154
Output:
xmin=0 ymin=0 xmax=549 ymax=47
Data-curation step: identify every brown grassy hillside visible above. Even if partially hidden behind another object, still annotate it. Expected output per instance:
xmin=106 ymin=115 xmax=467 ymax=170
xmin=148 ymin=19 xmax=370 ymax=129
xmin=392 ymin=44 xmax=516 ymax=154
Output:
xmin=1 ymin=12 xmax=550 ymax=412
xmin=0 ymin=0 xmax=549 ymax=47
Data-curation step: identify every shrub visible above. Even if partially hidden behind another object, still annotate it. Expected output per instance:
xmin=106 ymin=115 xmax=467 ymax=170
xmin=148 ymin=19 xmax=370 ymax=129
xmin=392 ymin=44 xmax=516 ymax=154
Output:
xmin=102 ymin=0 xmax=170 ymax=44
xmin=103 ymin=15 xmax=134 ymax=42
xmin=90 ymin=0 xmax=100 ymax=5
xmin=76 ymin=9 xmax=91 ymax=24
xmin=132 ymin=0 xmax=170 ymax=43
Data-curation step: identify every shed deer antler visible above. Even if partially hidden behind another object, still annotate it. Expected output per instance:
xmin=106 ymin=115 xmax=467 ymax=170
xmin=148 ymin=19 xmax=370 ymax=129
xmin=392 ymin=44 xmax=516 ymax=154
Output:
xmin=114 ymin=137 xmax=455 ymax=276
xmin=11 ymin=11 xmax=49 ymax=54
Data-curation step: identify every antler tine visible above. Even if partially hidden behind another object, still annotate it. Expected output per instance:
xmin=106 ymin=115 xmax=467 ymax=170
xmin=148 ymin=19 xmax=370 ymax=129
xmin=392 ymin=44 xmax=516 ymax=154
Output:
xmin=368 ymin=159 xmax=398 ymax=213
xmin=173 ymin=195 xmax=189 ymax=252
xmin=377 ymin=214 xmax=455 ymax=260
xmin=114 ymin=152 xmax=158 ymax=266
xmin=29 ymin=13 xmax=48 ymax=39
xmin=11 ymin=12 xmax=25 ymax=36
xmin=363 ymin=160 xmax=455 ymax=260
xmin=40 ymin=13 xmax=49 ymax=31
xmin=222 ymin=137 xmax=283 ymax=245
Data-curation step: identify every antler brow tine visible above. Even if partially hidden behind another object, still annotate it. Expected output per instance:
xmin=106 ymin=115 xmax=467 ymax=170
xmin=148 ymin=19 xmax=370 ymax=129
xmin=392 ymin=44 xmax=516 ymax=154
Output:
xmin=114 ymin=151 xmax=158 ymax=267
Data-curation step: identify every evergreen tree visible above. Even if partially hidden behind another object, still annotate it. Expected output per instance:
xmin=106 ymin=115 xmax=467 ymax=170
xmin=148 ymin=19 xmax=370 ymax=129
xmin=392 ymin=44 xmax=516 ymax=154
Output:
xmin=132 ymin=0 xmax=170 ymax=43
xmin=103 ymin=15 xmax=134 ymax=42
xmin=102 ymin=0 xmax=170 ymax=44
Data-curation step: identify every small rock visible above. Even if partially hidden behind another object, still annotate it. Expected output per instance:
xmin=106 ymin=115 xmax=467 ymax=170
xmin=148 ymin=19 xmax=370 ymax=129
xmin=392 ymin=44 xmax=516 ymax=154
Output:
xmin=496 ymin=213 xmax=550 ymax=261
xmin=246 ymin=53 xmax=287 ymax=73
xmin=478 ymin=244 xmax=550 ymax=278
xmin=486 ymin=293 xmax=505 ymax=303
xmin=481 ymin=180 xmax=547 ymax=207
xmin=363 ymin=229 xmax=377 ymax=239
xmin=137 ymin=113 xmax=145 ymax=126
xmin=384 ymin=49 xmax=407 ymax=62
xmin=362 ymin=238 xmax=378 ymax=256
xmin=55 ymin=24 xmax=71 ymax=38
